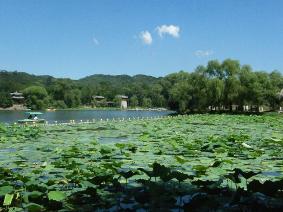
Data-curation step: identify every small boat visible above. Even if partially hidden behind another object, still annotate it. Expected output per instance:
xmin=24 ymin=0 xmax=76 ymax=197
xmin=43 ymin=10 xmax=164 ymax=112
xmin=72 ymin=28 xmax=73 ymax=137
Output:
xmin=18 ymin=112 xmax=46 ymax=124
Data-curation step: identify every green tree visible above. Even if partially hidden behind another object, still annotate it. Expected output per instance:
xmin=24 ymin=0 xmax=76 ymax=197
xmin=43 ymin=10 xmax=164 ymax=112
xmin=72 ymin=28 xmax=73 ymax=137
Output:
xmin=206 ymin=60 xmax=223 ymax=79
xmin=207 ymin=78 xmax=224 ymax=109
xmin=0 ymin=92 xmax=12 ymax=108
xmin=130 ymin=95 xmax=139 ymax=107
xmin=81 ymin=86 xmax=94 ymax=105
xmin=221 ymin=59 xmax=241 ymax=110
xmin=53 ymin=100 xmax=67 ymax=109
xmin=165 ymin=71 xmax=193 ymax=113
xmin=267 ymin=71 xmax=283 ymax=109
xmin=142 ymin=97 xmax=152 ymax=108
xmin=189 ymin=72 xmax=208 ymax=111
xmin=64 ymin=89 xmax=81 ymax=108
xmin=23 ymin=86 xmax=49 ymax=110
xmin=113 ymin=96 xmax=122 ymax=107
xmin=149 ymin=84 xmax=166 ymax=107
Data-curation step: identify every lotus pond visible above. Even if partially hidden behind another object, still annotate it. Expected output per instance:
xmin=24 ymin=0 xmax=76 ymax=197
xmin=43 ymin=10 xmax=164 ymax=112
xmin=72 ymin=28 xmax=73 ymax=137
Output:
xmin=0 ymin=114 xmax=283 ymax=211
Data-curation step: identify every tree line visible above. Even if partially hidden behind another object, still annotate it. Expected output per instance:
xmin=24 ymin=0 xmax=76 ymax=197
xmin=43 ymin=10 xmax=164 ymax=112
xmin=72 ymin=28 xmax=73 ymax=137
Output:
xmin=0 ymin=59 xmax=282 ymax=113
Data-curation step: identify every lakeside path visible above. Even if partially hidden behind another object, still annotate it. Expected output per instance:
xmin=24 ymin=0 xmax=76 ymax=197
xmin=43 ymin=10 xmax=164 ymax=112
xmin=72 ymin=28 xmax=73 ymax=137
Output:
xmin=0 ymin=114 xmax=283 ymax=210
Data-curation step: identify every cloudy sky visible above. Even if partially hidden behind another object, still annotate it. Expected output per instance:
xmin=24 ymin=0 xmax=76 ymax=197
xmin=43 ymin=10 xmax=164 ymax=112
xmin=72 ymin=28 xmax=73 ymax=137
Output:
xmin=0 ymin=0 xmax=282 ymax=78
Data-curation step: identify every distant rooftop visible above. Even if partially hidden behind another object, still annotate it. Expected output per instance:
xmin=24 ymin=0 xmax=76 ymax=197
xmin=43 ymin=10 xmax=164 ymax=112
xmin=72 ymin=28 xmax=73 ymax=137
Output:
xmin=116 ymin=95 xmax=128 ymax=99
xmin=10 ymin=91 xmax=23 ymax=96
xmin=93 ymin=95 xmax=105 ymax=99
xmin=12 ymin=96 xmax=24 ymax=99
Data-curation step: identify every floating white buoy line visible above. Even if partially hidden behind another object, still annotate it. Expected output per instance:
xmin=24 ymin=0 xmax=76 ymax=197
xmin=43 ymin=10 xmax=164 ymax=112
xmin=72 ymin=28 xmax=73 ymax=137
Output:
xmin=38 ymin=114 xmax=174 ymax=127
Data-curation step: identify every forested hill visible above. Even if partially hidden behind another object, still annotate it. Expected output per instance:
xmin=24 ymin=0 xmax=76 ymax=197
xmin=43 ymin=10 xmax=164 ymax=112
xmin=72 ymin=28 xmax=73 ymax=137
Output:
xmin=79 ymin=74 xmax=159 ymax=86
xmin=0 ymin=71 xmax=162 ymax=109
xmin=0 ymin=71 xmax=159 ymax=93
xmin=1 ymin=59 xmax=283 ymax=112
xmin=0 ymin=71 xmax=54 ymax=91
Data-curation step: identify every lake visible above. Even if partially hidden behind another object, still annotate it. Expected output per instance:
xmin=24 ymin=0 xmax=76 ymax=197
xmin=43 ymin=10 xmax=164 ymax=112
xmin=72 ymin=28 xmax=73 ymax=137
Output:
xmin=0 ymin=110 xmax=174 ymax=124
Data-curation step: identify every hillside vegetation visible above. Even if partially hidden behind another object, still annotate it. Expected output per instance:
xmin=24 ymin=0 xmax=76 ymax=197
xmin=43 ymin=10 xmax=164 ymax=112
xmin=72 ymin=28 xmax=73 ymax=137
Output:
xmin=0 ymin=59 xmax=282 ymax=112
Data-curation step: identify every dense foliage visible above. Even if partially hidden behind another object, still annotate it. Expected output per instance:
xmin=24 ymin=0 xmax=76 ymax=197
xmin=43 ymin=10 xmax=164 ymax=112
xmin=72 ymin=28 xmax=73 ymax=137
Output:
xmin=1 ymin=59 xmax=282 ymax=112
xmin=0 ymin=114 xmax=282 ymax=211
xmin=0 ymin=92 xmax=12 ymax=108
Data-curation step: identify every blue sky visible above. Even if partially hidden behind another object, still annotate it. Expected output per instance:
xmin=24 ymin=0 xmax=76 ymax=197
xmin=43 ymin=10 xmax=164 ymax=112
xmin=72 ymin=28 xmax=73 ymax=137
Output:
xmin=0 ymin=0 xmax=282 ymax=79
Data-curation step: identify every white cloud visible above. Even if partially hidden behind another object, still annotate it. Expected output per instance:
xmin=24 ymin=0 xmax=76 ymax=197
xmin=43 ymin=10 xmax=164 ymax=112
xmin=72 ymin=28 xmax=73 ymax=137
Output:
xmin=92 ymin=37 xmax=99 ymax=45
xmin=139 ymin=31 xmax=152 ymax=45
xmin=194 ymin=50 xmax=214 ymax=57
xmin=156 ymin=25 xmax=180 ymax=38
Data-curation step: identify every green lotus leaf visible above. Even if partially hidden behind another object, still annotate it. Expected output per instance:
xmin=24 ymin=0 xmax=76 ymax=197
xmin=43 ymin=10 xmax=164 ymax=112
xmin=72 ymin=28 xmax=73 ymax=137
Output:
xmin=28 ymin=191 xmax=43 ymax=199
xmin=0 ymin=186 xmax=14 ymax=196
xmin=47 ymin=190 xmax=66 ymax=202
xmin=210 ymin=160 xmax=222 ymax=167
xmin=24 ymin=203 xmax=44 ymax=212
xmin=115 ymin=143 xmax=126 ymax=149
xmin=7 ymin=207 xmax=23 ymax=212
xmin=175 ymin=155 xmax=187 ymax=164
xmin=193 ymin=165 xmax=208 ymax=176
xmin=80 ymin=180 xmax=96 ymax=188
xmin=3 ymin=193 xmax=14 ymax=206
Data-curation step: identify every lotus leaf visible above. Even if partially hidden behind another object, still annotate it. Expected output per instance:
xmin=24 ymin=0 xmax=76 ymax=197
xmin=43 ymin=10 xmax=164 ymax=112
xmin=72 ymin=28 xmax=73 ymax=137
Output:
xmin=47 ymin=191 xmax=66 ymax=202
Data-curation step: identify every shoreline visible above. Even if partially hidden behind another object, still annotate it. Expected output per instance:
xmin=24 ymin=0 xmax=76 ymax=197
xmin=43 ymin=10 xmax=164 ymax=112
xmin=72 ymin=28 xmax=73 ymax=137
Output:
xmin=0 ymin=107 xmax=170 ymax=112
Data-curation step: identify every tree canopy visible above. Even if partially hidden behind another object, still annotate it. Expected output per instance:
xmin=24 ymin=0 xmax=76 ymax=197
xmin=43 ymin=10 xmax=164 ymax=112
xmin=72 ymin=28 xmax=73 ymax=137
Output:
xmin=0 ymin=59 xmax=282 ymax=112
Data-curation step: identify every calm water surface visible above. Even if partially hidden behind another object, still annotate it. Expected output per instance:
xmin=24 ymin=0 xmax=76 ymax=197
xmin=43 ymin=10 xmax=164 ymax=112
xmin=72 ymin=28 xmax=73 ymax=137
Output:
xmin=0 ymin=110 xmax=174 ymax=124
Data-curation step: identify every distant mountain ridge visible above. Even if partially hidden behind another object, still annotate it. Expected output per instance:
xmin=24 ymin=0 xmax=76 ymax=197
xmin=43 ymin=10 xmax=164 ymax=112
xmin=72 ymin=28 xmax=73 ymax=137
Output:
xmin=79 ymin=74 xmax=160 ymax=87
xmin=0 ymin=70 xmax=160 ymax=92
xmin=0 ymin=70 xmax=54 ymax=92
